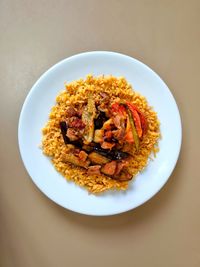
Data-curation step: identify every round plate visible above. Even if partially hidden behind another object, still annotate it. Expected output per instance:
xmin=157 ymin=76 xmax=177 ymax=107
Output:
xmin=18 ymin=51 xmax=182 ymax=216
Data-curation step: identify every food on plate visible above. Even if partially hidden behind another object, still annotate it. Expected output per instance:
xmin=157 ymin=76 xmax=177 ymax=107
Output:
xmin=42 ymin=75 xmax=160 ymax=193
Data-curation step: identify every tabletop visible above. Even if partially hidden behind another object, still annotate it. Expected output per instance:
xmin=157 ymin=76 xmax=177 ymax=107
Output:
xmin=0 ymin=1 xmax=199 ymax=267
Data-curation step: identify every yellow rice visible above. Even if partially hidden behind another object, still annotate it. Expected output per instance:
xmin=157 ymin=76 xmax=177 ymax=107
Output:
xmin=42 ymin=75 xmax=160 ymax=193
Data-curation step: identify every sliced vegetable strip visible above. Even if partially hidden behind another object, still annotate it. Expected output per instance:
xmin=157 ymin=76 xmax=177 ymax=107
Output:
xmin=126 ymin=102 xmax=147 ymax=135
xmin=82 ymin=96 xmax=96 ymax=144
xmin=125 ymin=107 xmax=140 ymax=151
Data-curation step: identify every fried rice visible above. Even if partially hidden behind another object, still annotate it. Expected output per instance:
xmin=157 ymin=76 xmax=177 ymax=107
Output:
xmin=42 ymin=75 xmax=160 ymax=193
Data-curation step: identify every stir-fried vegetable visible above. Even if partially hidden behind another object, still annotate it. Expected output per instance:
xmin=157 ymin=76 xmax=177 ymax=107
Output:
xmin=93 ymin=145 xmax=129 ymax=160
xmin=126 ymin=102 xmax=147 ymax=135
xmin=113 ymin=101 xmax=140 ymax=151
xmin=60 ymin=121 xmax=69 ymax=144
xmin=60 ymin=97 xmax=148 ymax=180
xmin=126 ymin=102 xmax=142 ymax=138
xmin=125 ymin=107 xmax=140 ymax=151
xmin=88 ymin=152 xmax=110 ymax=164
xmin=101 ymin=161 xmax=117 ymax=176
xmin=82 ymin=96 xmax=96 ymax=144
xmin=62 ymin=153 xmax=90 ymax=168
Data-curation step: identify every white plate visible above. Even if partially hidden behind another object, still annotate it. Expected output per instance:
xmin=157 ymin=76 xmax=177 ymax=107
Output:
xmin=18 ymin=51 xmax=182 ymax=216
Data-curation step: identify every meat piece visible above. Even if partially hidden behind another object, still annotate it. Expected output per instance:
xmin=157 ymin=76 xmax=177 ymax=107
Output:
xmin=112 ymin=115 xmax=126 ymax=140
xmin=104 ymin=130 xmax=112 ymax=140
xmin=94 ymin=129 xmax=104 ymax=143
xmin=116 ymin=170 xmax=132 ymax=181
xmin=112 ymin=128 xmax=125 ymax=140
xmin=70 ymin=117 xmax=85 ymax=129
xmin=88 ymin=152 xmax=110 ymax=165
xmin=66 ymin=128 xmax=79 ymax=141
xmin=101 ymin=141 xmax=115 ymax=150
xmin=74 ymin=148 xmax=81 ymax=156
xmin=87 ymin=165 xmax=101 ymax=175
xmin=115 ymin=160 xmax=129 ymax=175
xmin=113 ymin=115 xmax=121 ymax=128
xmin=66 ymin=107 xmax=77 ymax=117
xmin=101 ymin=161 xmax=117 ymax=176
xmin=62 ymin=154 xmax=90 ymax=168
xmin=78 ymin=150 xmax=88 ymax=161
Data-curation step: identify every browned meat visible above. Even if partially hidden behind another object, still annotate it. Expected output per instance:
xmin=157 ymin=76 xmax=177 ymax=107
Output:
xmin=115 ymin=160 xmax=129 ymax=175
xmin=66 ymin=107 xmax=77 ymax=117
xmin=113 ymin=115 xmax=121 ymax=128
xmin=66 ymin=128 xmax=79 ymax=141
xmin=88 ymin=152 xmax=110 ymax=164
xmin=101 ymin=161 xmax=117 ymax=176
xmin=73 ymin=148 xmax=81 ymax=156
xmin=112 ymin=115 xmax=126 ymax=140
xmin=62 ymin=154 xmax=90 ymax=168
xmin=104 ymin=130 xmax=112 ymax=140
xmin=112 ymin=128 xmax=125 ymax=140
xmin=101 ymin=141 xmax=115 ymax=150
xmin=116 ymin=170 xmax=132 ymax=181
xmin=78 ymin=150 xmax=88 ymax=161
xmin=69 ymin=117 xmax=85 ymax=129
xmin=87 ymin=165 xmax=101 ymax=175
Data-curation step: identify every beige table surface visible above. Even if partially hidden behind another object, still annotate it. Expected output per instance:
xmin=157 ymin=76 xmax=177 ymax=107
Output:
xmin=1 ymin=1 xmax=200 ymax=266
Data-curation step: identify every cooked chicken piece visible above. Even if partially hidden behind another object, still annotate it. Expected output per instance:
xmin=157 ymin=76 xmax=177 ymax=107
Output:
xmin=66 ymin=128 xmax=79 ymax=141
xmin=78 ymin=150 xmax=88 ymax=161
xmin=69 ymin=117 xmax=85 ymax=129
xmin=115 ymin=160 xmax=129 ymax=175
xmin=74 ymin=148 xmax=81 ymax=156
xmin=112 ymin=115 xmax=126 ymax=140
xmin=101 ymin=141 xmax=115 ymax=150
xmin=62 ymin=154 xmax=90 ymax=168
xmin=112 ymin=128 xmax=125 ymax=140
xmin=93 ymin=129 xmax=104 ymax=143
xmin=113 ymin=115 xmax=121 ymax=128
xmin=101 ymin=161 xmax=117 ymax=176
xmin=116 ymin=170 xmax=132 ymax=181
xmin=104 ymin=130 xmax=112 ymax=140
xmin=87 ymin=165 xmax=101 ymax=175
xmin=88 ymin=152 xmax=110 ymax=164
xmin=66 ymin=107 xmax=77 ymax=117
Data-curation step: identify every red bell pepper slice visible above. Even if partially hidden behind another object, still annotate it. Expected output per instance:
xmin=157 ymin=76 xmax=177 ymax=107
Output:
xmin=126 ymin=102 xmax=147 ymax=137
